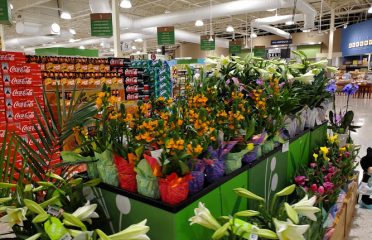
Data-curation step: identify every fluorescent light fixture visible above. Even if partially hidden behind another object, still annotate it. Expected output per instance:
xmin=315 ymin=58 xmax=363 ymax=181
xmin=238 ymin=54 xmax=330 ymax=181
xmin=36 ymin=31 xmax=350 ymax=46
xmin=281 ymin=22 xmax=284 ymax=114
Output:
xmin=110 ymin=48 xmax=114 ymax=52
xmin=69 ymin=28 xmax=76 ymax=35
xmin=368 ymin=6 xmax=372 ymax=13
xmin=156 ymin=48 xmax=161 ymax=53
xmin=60 ymin=11 xmax=71 ymax=20
xmin=100 ymin=42 xmax=105 ymax=47
xmin=50 ymin=23 xmax=60 ymax=34
xmin=226 ymin=25 xmax=234 ymax=32
xmin=69 ymin=38 xmax=75 ymax=43
xmin=10 ymin=3 xmax=13 ymax=10
xmin=195 ymin=20 xmax=204 ymax=27
xmin=267 ymin=8 xmax=276 ymax=12
xmin=136 ymin=51 xmax=141 ymax=54
xmin=135 ymin=38 xmax=143 ymax=43
xmin=285 ymin=20 xmax=295 ymax=25
xmin=79 ymin=46 xmax=85 ymax=49
xmin=120 ymin=0 xmax=132 ymax=9
xmin=209 ymin=36 xmax=214 ymax=41
xmin=131 ymin=45 xmax=137 ymax=50
xmin=250 ymin=32 xmax=257 ymax=38
xmin=302 ymin=29 xmax=311 ymax=32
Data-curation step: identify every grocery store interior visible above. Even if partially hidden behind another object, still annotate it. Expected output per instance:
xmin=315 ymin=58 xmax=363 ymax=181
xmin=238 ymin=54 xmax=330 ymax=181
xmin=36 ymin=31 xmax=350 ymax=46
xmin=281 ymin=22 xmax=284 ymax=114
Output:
xmin=0 ymin=0 xmax=372 ymax=240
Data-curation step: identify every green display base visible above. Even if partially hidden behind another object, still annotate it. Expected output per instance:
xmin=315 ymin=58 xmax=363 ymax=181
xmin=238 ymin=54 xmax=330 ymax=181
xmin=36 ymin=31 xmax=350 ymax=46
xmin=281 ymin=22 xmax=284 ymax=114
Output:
xmin=91 ymin=124 xmax=327 ymax=240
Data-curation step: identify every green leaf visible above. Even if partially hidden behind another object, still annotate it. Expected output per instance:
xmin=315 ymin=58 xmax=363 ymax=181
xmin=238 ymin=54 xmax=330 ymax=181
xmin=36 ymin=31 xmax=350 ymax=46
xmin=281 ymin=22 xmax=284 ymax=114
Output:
xmin=0 ymin=196 xmax=12 ymax=204
xmin=46 ymin=173 xmax=65 ymax=182
xmin=233 ymin=188 xmax=265 ymax=202
xmin=256 ymin=229 xmax=279 ymax=239
xmin=24 ymin=199 xmax=47 ymax=215
xmin=95 ymin=229 xmax=110 ymax=240
xmin=39 ymin=196 xmax=60 ymax=209
xmin=0 ymin=182 xmax=16 ymax=188
xmin=212 ymin=222 xmax=230 ymax=240
xmin=284 ymin=202 xmax=299 ymax=224
xmin=25 ymin=233 xmax=42 ymax=240
xmin=84 ymin=178 xmax=101 ymax=187
xmin=63 ymin=212 xmax=87 ymax=231
xmin=32 ymin=213 xmax=50 ymax=223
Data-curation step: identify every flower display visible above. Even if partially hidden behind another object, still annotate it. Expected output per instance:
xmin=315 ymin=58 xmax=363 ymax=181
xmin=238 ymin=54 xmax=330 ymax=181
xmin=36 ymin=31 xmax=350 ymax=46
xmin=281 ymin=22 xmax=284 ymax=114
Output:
xmin=189 ymin=202 xmax=221 ymax=231
xmin=273 ymin=218 xmax=309 ymax=240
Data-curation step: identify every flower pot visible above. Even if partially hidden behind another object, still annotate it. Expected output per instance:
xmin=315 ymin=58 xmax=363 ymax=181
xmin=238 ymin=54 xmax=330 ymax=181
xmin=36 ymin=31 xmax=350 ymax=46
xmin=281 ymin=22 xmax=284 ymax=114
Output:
xmin=261 ymin=140 xmax=275 ymax=155
xmin=114 ymin=154 xmax=137 ymax=192
xmin=136 ymin=174 xmax=160 ymax=199
xmin=225 ymin=149 xmax=248 ymax=174
xmin=305 ymin=108 xmax=317 ymax=129
xmin=94 ymin=150 xmax=119 ymax=186
xmin=159 ymin=175 xmax=190 ymax=205
xmin=338 ymin=133 xmax=348 ymax=147
xmin=188 ymin=171 xmax=205 ymax=195
xmin=242 ymin=147 xmax=258 ymax=164
xmin=204 ymin=159 xmax=225 ymax=183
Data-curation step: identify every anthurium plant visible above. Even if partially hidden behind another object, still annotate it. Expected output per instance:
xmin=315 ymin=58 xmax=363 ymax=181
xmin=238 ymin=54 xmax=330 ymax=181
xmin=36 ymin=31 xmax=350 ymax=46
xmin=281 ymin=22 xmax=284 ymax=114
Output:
xmin=189 ymin=184 xmax=320 ymax=240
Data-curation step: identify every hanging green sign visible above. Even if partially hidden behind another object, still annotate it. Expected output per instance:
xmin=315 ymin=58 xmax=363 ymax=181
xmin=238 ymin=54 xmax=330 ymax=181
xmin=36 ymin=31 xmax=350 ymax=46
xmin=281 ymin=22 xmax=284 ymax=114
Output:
xmin=253 ymin=46 xmax=266 ymax=58
xmin=157 ymin=26 xmax=175 ymax=45
xmin=90 ymin=13 xmax=113 ymax=37
xmin=200 ymin=35 xmax=215 ymax=51
xmin=229 ymin=40 xmax=242 ymax=54
xmin=0 ymin=0 xmax=11 ymax=25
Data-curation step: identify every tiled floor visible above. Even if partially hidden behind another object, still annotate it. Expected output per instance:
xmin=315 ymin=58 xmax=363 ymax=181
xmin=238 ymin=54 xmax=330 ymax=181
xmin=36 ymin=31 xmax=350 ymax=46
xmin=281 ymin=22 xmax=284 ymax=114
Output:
xmin=336 ymin=95 xmax=372 ymax=240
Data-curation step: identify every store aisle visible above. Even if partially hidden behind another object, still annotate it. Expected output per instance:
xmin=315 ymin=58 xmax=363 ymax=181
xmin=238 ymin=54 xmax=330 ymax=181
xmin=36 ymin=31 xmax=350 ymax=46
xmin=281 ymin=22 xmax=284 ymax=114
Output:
xmin=336 ymin=96 xmax=372 ymax=240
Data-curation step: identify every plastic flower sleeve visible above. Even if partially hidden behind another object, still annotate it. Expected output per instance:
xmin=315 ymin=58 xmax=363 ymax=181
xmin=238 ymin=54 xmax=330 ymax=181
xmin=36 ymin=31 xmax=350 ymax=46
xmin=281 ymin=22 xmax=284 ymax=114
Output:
xmin=159 ymin=173 xmax=191 ymax=205
xmin=225 ymin=149 xmax=249 ymax=174
xmin=113 ymin=154 xmax=137 ymax=192
xmin=94 ymin=150 xmax=119 ymax=186
xmin=136 ymin=159 xmax=160 ymax=199
xmin=189 ymin=171 xmax=205 ymax=195
xmin=204 ymin=159 xmax=225 ymax=183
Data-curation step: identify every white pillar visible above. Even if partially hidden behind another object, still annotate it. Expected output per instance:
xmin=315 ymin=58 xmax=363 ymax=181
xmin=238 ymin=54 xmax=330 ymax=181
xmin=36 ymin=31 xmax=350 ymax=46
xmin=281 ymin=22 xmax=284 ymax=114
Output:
xmin=0 ymin=25 xmax=5 ymax=51
xmin=327 ymin=7 xmax=335 ymax=63
xmin=143 ymin=40 xmax=147 ymax=53
xmin=112 ymin=0 xmax=122 ymax=57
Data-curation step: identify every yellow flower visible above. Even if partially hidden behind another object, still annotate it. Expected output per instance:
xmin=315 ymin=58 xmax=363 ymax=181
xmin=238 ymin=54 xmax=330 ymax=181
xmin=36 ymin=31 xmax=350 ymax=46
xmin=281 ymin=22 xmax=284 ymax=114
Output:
xmin=177 ymin=119 xmax=183 ymax=126
xmin=247 ymin=143 xmax=254 ymax=152
xmin=327 ymin=134 xmax=338 ymax=144
xmin=108 ymin=96 xmax=117 ymax=104
xmin=95 ymin=98 xmax=103 ymax=108
xmin=97 ymin=92 xmax=106 ymax=98
xmin=157 ymin=96 xmax=165 ymax=102
xmin=194 ymin=145 xmax=203 ymax=154
xmin=320 ymin=147 xmax=329 ymax=161
xmin=313 ymin=153 xmax=318 ymax=161
xmin=339 ymin=147 xmax=346 ymax=153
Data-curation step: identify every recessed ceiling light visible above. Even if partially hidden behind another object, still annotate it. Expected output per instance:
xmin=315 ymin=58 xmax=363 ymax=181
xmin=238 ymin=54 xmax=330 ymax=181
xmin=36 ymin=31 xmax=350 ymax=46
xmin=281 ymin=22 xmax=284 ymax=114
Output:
xmin=131 ymin=45 xmax=136 ymax=50
xmin=135 ymin=38 xmax=143 ymax=43
xmin=226 ymin=25 xmax=234 ymax=32
xmin=60 ymin=11 xmax=71 ymax=20
xmin=100 ymin=42 xmax=105 ymax=47
xmin=343 ymin=24 xmax=348 ymax=29
xmin=50 ymin=23 xmax=60 ymax=34
xmin=285 ymin=20 xmax=295 ymax=25
xmin=120 ymin=0 xmax=132 ymax=9
xmin=69 ymin=28 xmax=76 ymax=35
xmin=79 ymin=46 xmax=85 ymax=49
xmin=250 ymin=32 xmax=257 ymax=38
xmin=195 ymin=20 xmax=204 ymax=27
xmin=156 ymin=48 xmax=161 ymax=53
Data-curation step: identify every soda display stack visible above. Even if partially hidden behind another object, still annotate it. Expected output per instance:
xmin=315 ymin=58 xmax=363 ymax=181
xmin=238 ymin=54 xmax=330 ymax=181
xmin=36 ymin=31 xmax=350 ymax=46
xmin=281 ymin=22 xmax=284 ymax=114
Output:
xmin=122 ymin=59 xmax=152 ymax=101
xmin=0 ymin=51 xmax=47 ymax=165
xmin=155 ymin=61 xmax=172 ymax=99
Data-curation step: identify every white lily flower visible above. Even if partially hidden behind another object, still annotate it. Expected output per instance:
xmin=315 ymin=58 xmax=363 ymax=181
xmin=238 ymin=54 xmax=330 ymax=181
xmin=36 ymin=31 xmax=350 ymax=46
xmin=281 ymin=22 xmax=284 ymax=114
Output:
xmin=205 ymin=58 xmax=218 ymax=66
xmin=294 ymin=71 xmax=314 ymax=85
xmin=72 ymin=201 xmax=99 ymax=224
xmin=108 ymin=219 xmax=150 ymax=240
xmin=273 ymin=218 xmax=309 ymax=240
xmin=219 ymin=55 xmax=230 ymax=67
xmin=291 ymin=195 xmax=320 ymax=221
xmin=309 ymin=59 xmax=328 ymax=69
xmin=189 ymin=202 xmax=221 ymax=231
xmin=0 ymin=207 xmax=27 ymax=227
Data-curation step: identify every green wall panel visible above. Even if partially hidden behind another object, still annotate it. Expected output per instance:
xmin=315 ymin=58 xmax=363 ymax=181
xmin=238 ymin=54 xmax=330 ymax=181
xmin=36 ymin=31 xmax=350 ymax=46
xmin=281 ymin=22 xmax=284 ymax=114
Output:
xmin=35 ymin=47 xmax=99 ymax=57
xmin=296 ymin=45 xmax=321 ymax=59
xmin=220 ymin=171 xmax=248 ymax=216
xmin=248 ymin=150 xmax=288 ymax=209
xmin=309 ymin=123 xmax=328 ymax=152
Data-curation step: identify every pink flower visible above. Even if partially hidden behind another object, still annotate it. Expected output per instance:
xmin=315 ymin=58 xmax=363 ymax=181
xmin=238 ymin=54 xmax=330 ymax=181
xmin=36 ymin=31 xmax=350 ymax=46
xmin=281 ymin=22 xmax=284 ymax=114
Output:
xmin=328 ymin=167 xmax=335 ymax=173
xmin=295 ymin=176 xmax=306 ymax=186
xmin=323 ymin=182 xmax=334 ymax=191
xmin=318 ymin=186 xmax=325 ymax=195
xmin=310 ymin=163 xmax=317 ymax=168
xmin=345 ymin=152 xmax=350 ymax=158
xmin=311 ymin=184 xmax=318 ymax=192
xmin=321 ymin=167 xmax=326 ymax=172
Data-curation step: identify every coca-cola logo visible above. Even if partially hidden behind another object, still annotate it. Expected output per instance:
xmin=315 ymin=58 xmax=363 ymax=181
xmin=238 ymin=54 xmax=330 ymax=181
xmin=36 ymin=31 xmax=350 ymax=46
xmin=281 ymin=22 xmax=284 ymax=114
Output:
xmin=14 ymin=100 xmax=34 ymax=108
xmin=21 ymin=124 xmax=41 ymax=133
xmin=14 ymin=112 xmax=35 ymax=120
xmin=11 ymin=77 xmax=33 ymax=85
xmin=28 ymin=137 xmax=42 ymax=146
xmin=12 ymin=89 xmax=33 ymax=97
xmin=9 ymin=66 xmax=31 ymax=73
xmin=0 ymin=55 xmax=15 ymax=61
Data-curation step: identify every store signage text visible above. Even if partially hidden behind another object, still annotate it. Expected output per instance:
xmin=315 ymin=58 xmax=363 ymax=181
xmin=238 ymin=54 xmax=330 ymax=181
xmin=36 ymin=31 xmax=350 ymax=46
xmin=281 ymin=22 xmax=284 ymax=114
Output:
xmin=90 ymin=13 xmax=113 ymax=37
xmin=200 ymin=35 xmax=216 ymax=51
xmin=157 ymin=26 xmax=175 ymax=45
xmin=271 ymin=39 xmax=292 ymax=45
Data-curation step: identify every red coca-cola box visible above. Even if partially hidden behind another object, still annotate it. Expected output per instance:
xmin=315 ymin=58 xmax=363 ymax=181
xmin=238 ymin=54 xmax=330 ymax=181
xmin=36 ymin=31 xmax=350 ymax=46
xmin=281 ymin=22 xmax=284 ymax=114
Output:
xmin=17 ymin=121 xmax=42 ymax=135
xmin=1 ymin=73 xmax=42 ymax=87
xmin=1 ymin=62 xmax=41 ymax=75
xmin=3 ymin=86 xmax=43 ymax=98
xmin=0 ymin=123 xmax=19 ymax=142
xmin=5 ymin=98 xmax=41 ymax=111
xmin=6 ymin=109 xmax=43 ymax=123
xmin=0 ymin=51 xmax=26 ymax=62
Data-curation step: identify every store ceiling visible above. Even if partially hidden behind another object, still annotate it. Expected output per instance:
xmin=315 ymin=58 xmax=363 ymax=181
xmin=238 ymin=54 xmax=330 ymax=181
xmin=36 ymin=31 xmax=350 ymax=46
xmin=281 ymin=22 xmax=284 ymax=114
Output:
xmin=4 ymin=0 xmax=372 ymax=54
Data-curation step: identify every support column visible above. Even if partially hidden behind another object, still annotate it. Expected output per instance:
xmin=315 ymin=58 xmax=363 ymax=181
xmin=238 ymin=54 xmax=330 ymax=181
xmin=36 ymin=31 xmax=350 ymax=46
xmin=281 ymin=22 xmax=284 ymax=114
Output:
xmin=327 ymin=6 xmax=335 ymax=64
xmin=112 ymin=0 xmax=122 ymax=57
xmin=143 ymin=40 xmax=147 ymax=53
xmin=0 ymin=25 xmax=5 ymax=51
